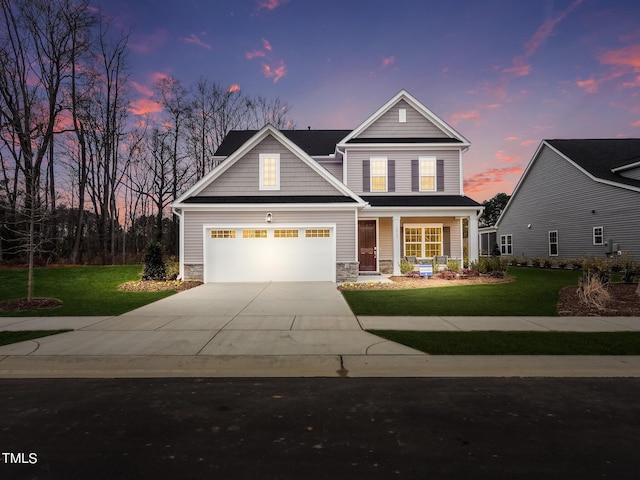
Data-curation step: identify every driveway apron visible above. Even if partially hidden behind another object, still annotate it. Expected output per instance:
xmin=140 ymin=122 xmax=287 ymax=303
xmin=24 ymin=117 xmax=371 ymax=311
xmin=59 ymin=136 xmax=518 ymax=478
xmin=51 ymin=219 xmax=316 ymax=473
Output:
xmin=0 ymin=282 xmax=420 ymax=357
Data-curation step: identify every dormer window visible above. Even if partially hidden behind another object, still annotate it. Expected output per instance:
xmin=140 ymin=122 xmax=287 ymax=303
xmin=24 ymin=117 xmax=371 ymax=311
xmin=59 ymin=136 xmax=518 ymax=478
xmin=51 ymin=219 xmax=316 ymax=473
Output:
xmin=259 ymin=153 xmax=280 ymax=190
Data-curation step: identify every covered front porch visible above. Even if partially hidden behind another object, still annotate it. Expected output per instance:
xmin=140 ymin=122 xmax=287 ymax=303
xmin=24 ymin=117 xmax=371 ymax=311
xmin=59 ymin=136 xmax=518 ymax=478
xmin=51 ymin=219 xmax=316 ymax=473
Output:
xmin=357 ymin=209 xmax=480 ymax=275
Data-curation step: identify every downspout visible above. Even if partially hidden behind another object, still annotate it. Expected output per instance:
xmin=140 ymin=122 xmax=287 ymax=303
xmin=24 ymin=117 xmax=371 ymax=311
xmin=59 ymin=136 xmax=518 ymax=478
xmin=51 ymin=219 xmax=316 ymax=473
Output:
xmin=172 ymin=207 xmax=184 ymax=280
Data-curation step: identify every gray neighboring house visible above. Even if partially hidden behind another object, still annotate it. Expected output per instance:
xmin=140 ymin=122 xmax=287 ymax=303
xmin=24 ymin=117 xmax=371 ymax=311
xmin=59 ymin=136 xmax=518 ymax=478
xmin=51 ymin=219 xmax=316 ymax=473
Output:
xmin=495 ymin=139 xmax=640 ymax=260
xmin=171 ymin=90 xmax=483 ymax=283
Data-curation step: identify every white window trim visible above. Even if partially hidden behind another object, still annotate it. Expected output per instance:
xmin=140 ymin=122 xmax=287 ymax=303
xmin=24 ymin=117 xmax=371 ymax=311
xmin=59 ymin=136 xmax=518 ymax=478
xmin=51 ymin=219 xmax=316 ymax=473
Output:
xmin=593 ymin=226 xmax=604 ymax=245
xmin=259 ymin=153 xmax=280 ymax=191
xmin=549 ymin=230 xmax=558 ymax=256
xmin=418 ymin=156 xmax=437 ymax=192
xmin=500 ymin=234 xmax=513 ymax=255
xmin=404 ymin=223 xmax=443 ymax=258
xmin=370 ymin=156 xmax=388 ymax=193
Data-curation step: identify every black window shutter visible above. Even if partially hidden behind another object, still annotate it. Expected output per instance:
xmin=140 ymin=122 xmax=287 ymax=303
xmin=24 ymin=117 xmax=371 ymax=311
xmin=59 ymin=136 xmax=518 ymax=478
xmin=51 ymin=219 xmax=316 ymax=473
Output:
xmin=362 ymin=160 xmax=370 ymax=192
xmin=411 ymin=159 xmax=419 ymax=192
xmin=443 ymin=226 xmax=451 ymax=256
xmin=437 ymin=159 xmax=445 ymax=192
xmin=388 ymin=160 xmax=395 ymax=192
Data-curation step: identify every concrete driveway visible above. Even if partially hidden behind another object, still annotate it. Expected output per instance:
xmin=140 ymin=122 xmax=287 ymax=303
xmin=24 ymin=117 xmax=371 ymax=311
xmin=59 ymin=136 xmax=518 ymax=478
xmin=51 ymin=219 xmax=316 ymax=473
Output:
xmin=0 ymin=282 xmax=421 ymax=358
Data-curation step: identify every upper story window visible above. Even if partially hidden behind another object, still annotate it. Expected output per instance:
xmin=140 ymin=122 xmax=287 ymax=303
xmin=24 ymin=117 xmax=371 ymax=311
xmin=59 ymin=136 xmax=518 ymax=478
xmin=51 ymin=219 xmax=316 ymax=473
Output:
xmin=419 ymin=157 xmax=436 ymax=191
xmin=398 ymin=108 xmax=407 ymax=123
xmin=370 ymin=157 xmax=387 ymax=192
xmin=259 ymin=153 xmax=280 ymax=190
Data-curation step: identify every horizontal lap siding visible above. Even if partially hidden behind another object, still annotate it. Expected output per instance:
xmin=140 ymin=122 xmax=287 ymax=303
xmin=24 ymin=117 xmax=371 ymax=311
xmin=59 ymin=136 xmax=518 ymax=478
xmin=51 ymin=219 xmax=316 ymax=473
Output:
xmin=197 ymin=136 xmax=339 ymax=196
xmin=346 ymin=149 xmax=460 ymax=194
xmin=498 ymin=145 xmax=640 ymax=259
xmin=183 ymin=210 xmax=356 ymax=264
xmin=358 ymin=100 xmax=450 ymax=138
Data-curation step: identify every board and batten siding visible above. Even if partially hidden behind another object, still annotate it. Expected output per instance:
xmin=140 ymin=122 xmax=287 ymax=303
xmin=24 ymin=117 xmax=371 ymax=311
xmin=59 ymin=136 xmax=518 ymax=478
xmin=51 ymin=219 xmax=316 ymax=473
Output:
xmin=182 ymin=209 xmax=357 ymax=264
xmin=345 ymin=149 xmax=461 ymax=195
xmin=197 ymin=136 xmax=340 ymax=197
xmin=357 ymin=100 xmax=451 ymax=139
xmin=497 ymin=144 xmax=640 ymax=259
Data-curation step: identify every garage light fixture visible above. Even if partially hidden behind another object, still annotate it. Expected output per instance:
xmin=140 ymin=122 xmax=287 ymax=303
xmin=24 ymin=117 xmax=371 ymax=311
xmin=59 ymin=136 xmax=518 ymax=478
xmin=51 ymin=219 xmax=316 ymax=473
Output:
xmin=265 ymin=212 xmax=272 ymax=223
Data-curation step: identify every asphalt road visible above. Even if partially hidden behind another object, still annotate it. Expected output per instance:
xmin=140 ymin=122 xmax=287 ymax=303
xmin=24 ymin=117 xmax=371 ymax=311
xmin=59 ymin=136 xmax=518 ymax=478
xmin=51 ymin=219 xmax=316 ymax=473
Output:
xmin=1 ymin=378 xmax=639 ymax=479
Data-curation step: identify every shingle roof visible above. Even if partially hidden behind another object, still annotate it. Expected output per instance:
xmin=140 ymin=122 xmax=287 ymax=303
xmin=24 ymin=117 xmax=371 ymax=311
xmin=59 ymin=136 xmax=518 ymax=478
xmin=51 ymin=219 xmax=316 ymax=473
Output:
xmin=214 ymin=130 xmax=352 ymax=157
xmin=546 ymin=139 xmax=640 ymax=189
xmin=362 ymin=195 xmax=482 ymax=207
xmin=183 ymin=195 xmax=358 ymax=204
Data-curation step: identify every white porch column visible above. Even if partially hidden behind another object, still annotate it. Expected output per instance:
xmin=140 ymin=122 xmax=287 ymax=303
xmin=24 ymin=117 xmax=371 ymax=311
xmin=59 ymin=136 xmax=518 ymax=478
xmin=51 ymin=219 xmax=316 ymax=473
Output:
xmin=468 ymin=211 xmax=479 ymax=264
xmin=392 ymin=214 xmax=401 ymax=275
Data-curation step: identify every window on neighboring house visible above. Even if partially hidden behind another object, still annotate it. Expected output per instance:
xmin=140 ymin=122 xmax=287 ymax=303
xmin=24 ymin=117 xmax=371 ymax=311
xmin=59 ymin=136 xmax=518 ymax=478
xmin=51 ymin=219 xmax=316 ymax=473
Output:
xmin=259 ymin=153 xmax=280 ymax=190
xmin=593 ymin=226 xmax=604 ymax=245
xmin=419 ymin=157 xmax=436 ymax=191
xmin=403 ymin=224 xmax=443 ymax=258
xmin=500 ymin=234 xmax=513 ymax=255
xmin=370 ymin=157 xmax=387 ymax=192
xmin=549 ymin=231 xmax=558 ymax=256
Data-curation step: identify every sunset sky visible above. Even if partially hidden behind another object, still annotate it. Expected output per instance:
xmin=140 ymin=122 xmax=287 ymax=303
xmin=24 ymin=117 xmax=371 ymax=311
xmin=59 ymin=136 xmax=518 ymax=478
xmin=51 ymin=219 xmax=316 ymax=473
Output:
xmin=100 ymin=0 xmax=640 ymax=202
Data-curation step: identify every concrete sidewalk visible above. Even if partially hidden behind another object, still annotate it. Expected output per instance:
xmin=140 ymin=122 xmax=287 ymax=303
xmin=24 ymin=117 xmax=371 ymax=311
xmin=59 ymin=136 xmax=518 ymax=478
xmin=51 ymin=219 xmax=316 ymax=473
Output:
xmin=1 ymin=314 xmax=640 ymax=378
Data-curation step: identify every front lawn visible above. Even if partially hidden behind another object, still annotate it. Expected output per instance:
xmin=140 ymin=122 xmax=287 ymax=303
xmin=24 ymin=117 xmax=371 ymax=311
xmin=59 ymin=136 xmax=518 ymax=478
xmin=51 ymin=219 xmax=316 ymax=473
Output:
xmin=0 ymin=265 xmax=175 ymax=316
xmin=370 ymin=330 xmax=640 ymax=355
xmin=342 ymin=267 xmax=582 ymax=316
xmin=0 ymin=330 xmax=72 ymax=346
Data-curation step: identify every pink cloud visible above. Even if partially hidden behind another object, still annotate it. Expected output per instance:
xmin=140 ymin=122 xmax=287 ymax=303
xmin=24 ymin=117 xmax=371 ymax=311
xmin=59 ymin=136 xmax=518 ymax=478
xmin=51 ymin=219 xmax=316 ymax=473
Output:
xmin=262 ymin=38 xmax=273 ymax=51
xmin=632 ymin=119 xmax=640 ymax=127
xmin=152 ymin=72 xmax=172 ymax=83
xmin=450 ymin=110 xmax=481 ymax=126
xmin=180 ymin=33 xmax=212 ymax=50
xmin=464 ymin=166 xmax=524 ymax=194
xmin=504 ymin=136 xmax=518 ymax=141
xmin=523 ymin=0 xmax=584 ymax=58
xmin=262 ymin=61 xmax=286 ymax=83
xmin=576 ymin=77 xmax=600 ymax=93
xmin=129 ymin=98 xmax=162 ymax=116
xmin=228 ymin=84 xmax=241 ymax=93
xmin=520 ymin=139 xmax=538 ymax=147
xmin=382 ymin=56 xmax=395 ymax=68
xmin=246 ymin=50 xmax=266 ymax=60
xmin=257 ymin=0 xmax=289 ymax=11
xmin=502 ymin=56 xmax=532 ymax=77
xmin=600 ymin=45 xmax=640 ymax=69
xmin=131 ymin=80 xmax=154 ymax=97
xmin=495 ymin=150 xmax=519 ymax=163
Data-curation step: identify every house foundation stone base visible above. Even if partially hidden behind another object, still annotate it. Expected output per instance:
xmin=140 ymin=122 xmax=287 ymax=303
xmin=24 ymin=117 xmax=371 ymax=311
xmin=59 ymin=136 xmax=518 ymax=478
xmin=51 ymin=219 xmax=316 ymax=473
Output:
xmin=184 ymin=264 xmax=204 ymax=282
xmin=379 ymin=260 xmax=393 ymax=275
xmin=337 ymin=262 xmax=359 ymax=283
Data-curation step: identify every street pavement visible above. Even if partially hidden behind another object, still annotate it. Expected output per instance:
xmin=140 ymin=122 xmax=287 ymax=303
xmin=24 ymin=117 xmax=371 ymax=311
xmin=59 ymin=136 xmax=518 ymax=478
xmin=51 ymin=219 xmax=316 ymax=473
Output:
xmin=1 ymin=282 xmax=639 ymax=377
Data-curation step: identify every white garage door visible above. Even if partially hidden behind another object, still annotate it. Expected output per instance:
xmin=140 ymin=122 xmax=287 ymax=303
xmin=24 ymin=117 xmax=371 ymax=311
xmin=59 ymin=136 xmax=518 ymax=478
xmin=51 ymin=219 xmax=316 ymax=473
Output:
xmin=204 ymin=226 xmax=336 ymax=282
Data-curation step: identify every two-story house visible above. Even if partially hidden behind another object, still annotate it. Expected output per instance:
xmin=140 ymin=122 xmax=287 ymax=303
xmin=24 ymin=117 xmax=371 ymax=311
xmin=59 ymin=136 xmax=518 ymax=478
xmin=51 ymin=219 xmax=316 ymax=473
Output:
xmin=171 ymin=90 xmax=482 ymax=282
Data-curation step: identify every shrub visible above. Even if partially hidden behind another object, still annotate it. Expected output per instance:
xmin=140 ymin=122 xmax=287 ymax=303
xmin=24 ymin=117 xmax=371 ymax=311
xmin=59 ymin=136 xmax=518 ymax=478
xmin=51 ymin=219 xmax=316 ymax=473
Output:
xmin=165 ymin=262 xmax=180 ymax=281
xmin=141 ymin=242 xmax=166 ymax=281
xmin=437 ymin=270 xmax=457 ymax=280
xmin=447 ymin=259 xmax=460 ymax=272
xmin=474 ymin=256 xmax=508 ymax=274
xmin=399 ymin=258 xmax=414 ymax=275
xmin=543 ymin=258 xmax=552 ymax=268
xmin=577 ymin=271 xmax=610 ymax=310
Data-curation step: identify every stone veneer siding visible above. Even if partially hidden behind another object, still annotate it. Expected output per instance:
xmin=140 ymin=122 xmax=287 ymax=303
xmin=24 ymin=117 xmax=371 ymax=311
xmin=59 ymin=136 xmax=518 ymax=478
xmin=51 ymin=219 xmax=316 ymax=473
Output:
xmin=336 ymin=261 xmax=359 ymax=283
xmin=379 ymin=260 xmax=393 ymax=275
xmin=184 ymin=264 xmax=203 ymax=281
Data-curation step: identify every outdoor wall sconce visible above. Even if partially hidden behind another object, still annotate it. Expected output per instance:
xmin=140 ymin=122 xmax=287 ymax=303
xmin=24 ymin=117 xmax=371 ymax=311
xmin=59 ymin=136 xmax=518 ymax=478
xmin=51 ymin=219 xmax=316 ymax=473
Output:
xmin=527 ymin=224 xmax=531 ymax=229
xmin=265 ymin=212 xmax=272 ymax=223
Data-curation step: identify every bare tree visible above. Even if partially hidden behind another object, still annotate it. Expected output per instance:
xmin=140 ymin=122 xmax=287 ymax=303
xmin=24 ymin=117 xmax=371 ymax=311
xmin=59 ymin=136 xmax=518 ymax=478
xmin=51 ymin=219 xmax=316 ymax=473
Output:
xmin=0 ymin=0 xmax=92 ymax=299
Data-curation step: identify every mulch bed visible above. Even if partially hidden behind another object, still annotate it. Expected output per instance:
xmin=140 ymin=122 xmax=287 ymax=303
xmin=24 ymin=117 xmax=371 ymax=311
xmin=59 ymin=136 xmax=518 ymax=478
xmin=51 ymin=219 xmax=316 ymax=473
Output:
xmin=338 ymin=274 xmax=513 ymax=291
xmin=557 ymin=284 xmax=640 ymax=316
xmin=117 ymin=280 xmax=203 ymax=292
xmin=0 ymin=298 xmax=63 ymax=312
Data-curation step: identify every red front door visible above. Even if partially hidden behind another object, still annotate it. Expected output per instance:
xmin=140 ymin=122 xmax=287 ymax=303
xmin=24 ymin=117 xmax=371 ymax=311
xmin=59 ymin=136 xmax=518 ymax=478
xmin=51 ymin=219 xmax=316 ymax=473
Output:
xmin=358 ymin=220 xmax=377 ymax=272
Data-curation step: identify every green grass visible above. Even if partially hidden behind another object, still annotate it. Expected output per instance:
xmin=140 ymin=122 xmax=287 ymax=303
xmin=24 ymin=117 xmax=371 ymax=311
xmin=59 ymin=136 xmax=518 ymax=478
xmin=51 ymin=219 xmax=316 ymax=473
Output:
xmin=0 ymin=330 xmax=72 ymax=346
xmin=342 ymin=267 xmax=582 ymax=316
xmin=370 ymin=330 xmax=640 ymax=355
xmin=0 ymin=265 xmax=175 ymax=316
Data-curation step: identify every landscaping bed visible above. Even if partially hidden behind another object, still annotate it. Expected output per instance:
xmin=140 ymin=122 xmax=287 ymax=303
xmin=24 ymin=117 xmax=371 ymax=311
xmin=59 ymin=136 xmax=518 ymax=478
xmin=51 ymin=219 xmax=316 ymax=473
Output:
xmin=558 ymin=283 xmax=640 ymax=317
xmin=118 ymin=280 xmax=203 ymax=292
xmin=0 ymin=297 xmax=63 ymax=312
xmin=339 ymin=274 xmax=512 ymax=290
